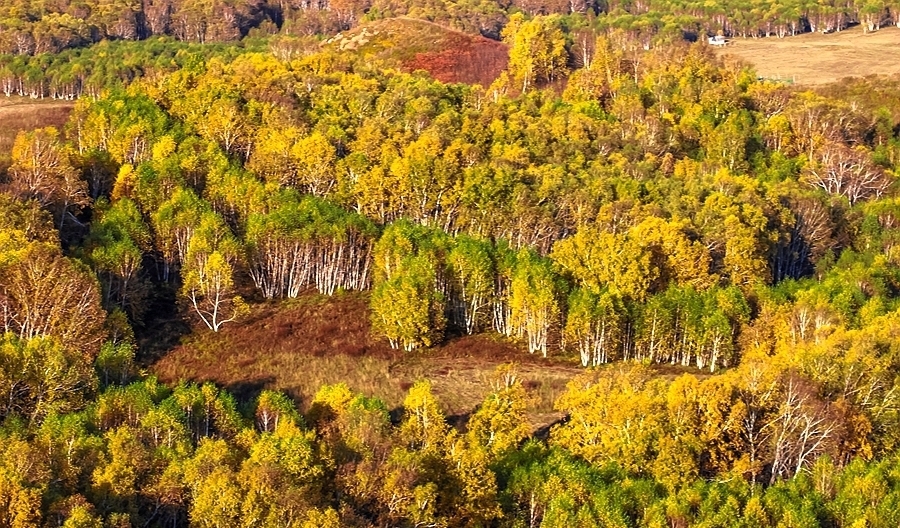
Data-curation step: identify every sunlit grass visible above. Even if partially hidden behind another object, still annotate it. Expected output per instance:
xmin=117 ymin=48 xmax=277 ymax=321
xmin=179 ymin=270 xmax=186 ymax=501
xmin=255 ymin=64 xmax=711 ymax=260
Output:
xmin=0 ymin=97 xmax=75 ymax=173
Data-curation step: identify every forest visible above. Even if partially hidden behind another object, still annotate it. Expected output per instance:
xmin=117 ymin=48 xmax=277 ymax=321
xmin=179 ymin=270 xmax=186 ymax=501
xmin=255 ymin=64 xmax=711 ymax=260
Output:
xmin=2 ymin=0 xmax=900 ymax=57
xmin=3 ymin=0 xmax=900 ymax=525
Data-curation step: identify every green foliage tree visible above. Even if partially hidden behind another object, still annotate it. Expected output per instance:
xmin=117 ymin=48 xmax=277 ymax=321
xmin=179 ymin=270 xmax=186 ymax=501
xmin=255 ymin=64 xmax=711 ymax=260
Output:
xmin=447 ymin=234 xmax=495 ymax=335
xmin=564 ymin=287 xmax=625 ymax=366
xmin=509 ymin=248 xmax=561 ymax=356
xmin=83 ymin=198 xmax=151 ymax=315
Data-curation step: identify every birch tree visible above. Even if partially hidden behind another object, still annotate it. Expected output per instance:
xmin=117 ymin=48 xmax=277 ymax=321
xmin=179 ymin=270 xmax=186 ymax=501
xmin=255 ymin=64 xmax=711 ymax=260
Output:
xmin=246 ymin=192 xmax=375 ymax=298
xmin=0 ymin=242 xmax=105 ymax=355
xmin=370 ymin=220 xmax=450 ymax=349
xmin=503 ymin=14 xmax=568 ymax=93
xmin=491 ymin=241 xmax=517 ymax=338
xmin=551 ymin=226 xmax=654 ymax=302
xmin=509 ymin=248 xmax=561 ymax=357
xmin=765 ymin=375 xmax=838 ymax=484
xmin=0 ymin=333 xmax=96 ymax=424
xmin=803 ymin=141 xmax=892 ymax=206
xmin=152 ymin=187 xmax=208 ymax=281
xmin=564 ymin=287 xmax=625 ymax=367
xmin=7 ymin=127 xmax=89 ymax=231
xmin=447 ymin=235 xmax=495 ymax=335
xmin=467 ymin=365 xmax=530 ymax=458
xmin=181 ymin=212 xmax=248 ymax=332
xmin=371 ymin=255 xmax=444 ymax=351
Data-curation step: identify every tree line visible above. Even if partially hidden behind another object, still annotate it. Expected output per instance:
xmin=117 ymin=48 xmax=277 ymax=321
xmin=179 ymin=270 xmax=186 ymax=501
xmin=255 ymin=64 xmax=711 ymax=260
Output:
xmin=3 ymin=0 xmax=900 ymax=60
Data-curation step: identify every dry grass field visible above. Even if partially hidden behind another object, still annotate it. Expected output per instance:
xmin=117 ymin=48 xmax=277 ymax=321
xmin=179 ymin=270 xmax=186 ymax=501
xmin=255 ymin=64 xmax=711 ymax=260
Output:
xmin=717 ymin=25 xmax=900 ymax=85
xmin=150 ymin=292 xmax=586 ymax=432
xmin=0 ymin=96 xmax=74 ymax=171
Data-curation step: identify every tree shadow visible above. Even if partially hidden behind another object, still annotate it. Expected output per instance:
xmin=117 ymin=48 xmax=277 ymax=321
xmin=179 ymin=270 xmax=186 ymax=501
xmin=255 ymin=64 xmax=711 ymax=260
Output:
xmin=134 ymin=281 xmax=192 ymax=365
xmin=225 ymin=376 xmax=277 ymax=404
xmin=533 ymin=414 xmax=567 ymax=441
xmin=447 ymin=411 xmax=473 ymax=433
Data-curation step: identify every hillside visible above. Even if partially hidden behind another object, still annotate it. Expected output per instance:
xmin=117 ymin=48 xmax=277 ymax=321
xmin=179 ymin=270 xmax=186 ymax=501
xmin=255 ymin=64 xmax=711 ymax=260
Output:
xmin=6 ymin=9 xmax=900 ymax=525
xmin=323 ymin=17 xmax=509 ymax=86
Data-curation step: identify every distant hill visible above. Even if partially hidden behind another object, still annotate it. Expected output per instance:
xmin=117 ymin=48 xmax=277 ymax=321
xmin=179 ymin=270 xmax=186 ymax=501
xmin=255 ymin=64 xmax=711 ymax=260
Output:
xmin=324 ymin=17 xmax=509 ymax=86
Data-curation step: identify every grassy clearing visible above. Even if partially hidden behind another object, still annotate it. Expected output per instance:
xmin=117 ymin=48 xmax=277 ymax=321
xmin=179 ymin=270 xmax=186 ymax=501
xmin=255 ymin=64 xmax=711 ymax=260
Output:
xmin=150 ymin=292 xmax=579 ymax=431
xmin=718 ymin=25 xmax=900 ymax=86
xmin=0 ymin=96 xmax=75 ymax=172
xmin=149 ymin=293 xmax=714 ymax=433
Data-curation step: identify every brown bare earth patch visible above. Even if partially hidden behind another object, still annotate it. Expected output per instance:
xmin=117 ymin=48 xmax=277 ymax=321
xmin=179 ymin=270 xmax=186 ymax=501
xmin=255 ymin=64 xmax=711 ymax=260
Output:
xmin=717 ymin=25 xmax=900 ymax=86
xmin=325 ymin=18 xmax=509 ymax=86
xmin=405 ymin=32 xmax=508 ymax=86
xmin=150 ymin=292 xmax=579 ymax=432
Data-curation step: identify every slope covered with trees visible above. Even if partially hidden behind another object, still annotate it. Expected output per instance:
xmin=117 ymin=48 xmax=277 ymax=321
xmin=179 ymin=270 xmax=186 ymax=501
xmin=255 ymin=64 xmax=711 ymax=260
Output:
xmin=2 ymin=6 xmax=900 ymax=526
